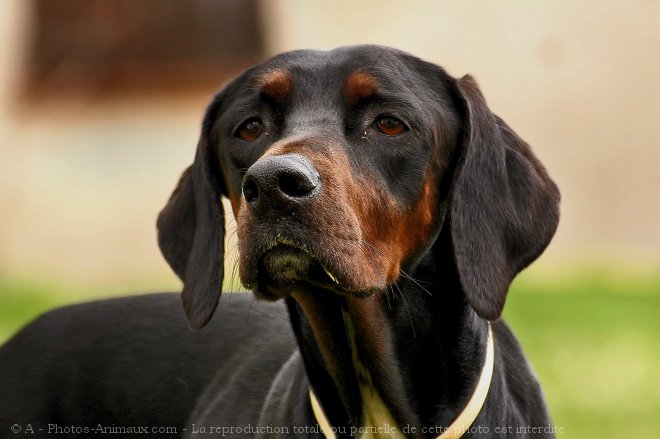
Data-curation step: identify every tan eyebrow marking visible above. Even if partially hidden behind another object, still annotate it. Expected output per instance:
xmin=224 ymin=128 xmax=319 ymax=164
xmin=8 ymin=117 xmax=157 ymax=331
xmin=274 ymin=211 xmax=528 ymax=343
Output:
xmin=259 ymin=69 xmax=293 ymax=102
xmin=343 ymin=71 xmax=379 ymax=104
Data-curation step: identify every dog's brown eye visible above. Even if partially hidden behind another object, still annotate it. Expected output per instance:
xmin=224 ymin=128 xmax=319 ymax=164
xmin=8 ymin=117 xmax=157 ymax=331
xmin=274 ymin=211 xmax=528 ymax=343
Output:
xmin=375 ymin=116 xmax=407 ymax=136
xmin=236 ymin=119 xmax=263 ymax=141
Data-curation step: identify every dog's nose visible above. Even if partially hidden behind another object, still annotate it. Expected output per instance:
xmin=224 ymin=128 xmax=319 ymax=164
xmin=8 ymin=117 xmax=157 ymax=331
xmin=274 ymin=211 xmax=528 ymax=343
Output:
xmin=242 ymin=154 xmax=321 ymax=214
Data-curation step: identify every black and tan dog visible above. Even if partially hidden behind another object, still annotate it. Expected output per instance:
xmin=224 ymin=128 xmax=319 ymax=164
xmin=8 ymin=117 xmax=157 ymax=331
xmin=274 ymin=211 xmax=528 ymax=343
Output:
xmin=0 ymin=46 xmax=560 ymax=438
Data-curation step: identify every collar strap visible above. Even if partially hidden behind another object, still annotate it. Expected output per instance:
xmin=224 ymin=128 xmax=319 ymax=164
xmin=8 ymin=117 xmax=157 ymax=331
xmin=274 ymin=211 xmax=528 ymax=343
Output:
xmin=309 ymin=323 xmax=494 ymax=439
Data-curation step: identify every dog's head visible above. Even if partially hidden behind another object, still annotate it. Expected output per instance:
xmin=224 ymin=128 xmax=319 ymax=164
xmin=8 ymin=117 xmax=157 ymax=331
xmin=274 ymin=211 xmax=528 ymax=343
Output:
xmin=157 ymin=46 xmax=560 ymax=329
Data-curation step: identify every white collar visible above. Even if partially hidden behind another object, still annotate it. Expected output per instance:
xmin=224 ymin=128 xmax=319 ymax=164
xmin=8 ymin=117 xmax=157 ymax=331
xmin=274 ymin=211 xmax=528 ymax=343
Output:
xmin=309 ymin=323 xmax=494 ymax=439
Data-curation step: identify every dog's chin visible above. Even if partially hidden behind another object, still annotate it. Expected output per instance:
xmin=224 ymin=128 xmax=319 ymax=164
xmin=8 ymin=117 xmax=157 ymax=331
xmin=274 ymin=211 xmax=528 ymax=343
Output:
xmin=249 ymin=244 xmax=377 ymax=301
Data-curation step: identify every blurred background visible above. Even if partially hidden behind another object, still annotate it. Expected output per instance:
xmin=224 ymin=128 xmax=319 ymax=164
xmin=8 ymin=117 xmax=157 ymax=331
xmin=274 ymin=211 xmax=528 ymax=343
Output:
xmin=0 ymin=0 xmax=658 ymax=437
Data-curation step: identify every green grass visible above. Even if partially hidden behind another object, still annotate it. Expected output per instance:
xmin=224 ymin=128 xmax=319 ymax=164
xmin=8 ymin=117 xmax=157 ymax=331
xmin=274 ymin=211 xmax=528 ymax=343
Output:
xmin=1 ymin=270 xmax=659 ymax=438
xmin=504 ymin=270 xmax=660 ymax=438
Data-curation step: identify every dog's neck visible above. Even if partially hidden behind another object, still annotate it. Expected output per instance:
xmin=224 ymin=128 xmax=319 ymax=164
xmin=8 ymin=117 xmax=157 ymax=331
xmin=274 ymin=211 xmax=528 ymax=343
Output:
xmin=286 ymin=256 xmax=491 ymax=439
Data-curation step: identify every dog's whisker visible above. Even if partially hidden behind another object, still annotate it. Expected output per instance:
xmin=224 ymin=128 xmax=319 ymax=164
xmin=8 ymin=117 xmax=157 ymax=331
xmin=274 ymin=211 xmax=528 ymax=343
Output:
xmin=385 ymin=286 xmax=393 ymax=310
xmin=398 ymin=271 xmax=433 ymax=297
xmin=223 ymin=235 xmax=243 ymax=293
xmin=340 ymin=302 xmax=352 ymax=345
xmin=226 ymin=225 xmax=239 ymax=242
xmin=393 ymin=283 xmax=416 ymax=338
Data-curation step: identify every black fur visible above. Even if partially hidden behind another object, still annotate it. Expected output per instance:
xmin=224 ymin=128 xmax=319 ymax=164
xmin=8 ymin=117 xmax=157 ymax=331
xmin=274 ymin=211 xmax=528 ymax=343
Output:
xmin=0 ymin=46 xmax=560 ymax=438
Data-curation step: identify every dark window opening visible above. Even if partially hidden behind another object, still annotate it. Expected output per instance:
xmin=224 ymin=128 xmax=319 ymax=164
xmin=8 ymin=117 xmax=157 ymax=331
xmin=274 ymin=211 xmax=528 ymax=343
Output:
xmin=24 ymin=0 xmax=265 ymax=99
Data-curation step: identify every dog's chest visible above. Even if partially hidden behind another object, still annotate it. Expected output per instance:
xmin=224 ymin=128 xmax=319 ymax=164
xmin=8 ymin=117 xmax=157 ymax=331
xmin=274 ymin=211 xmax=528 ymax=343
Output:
xmin=342 ymin=310 xmax=407 ymax=439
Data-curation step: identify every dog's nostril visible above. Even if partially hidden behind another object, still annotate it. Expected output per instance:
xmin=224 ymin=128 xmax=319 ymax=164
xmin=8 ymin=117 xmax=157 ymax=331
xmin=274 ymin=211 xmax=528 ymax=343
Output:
xmin=279 ymin=173 xmax=316 ymax=198
xmin=243 ymin=178 xmax=259 ymax=203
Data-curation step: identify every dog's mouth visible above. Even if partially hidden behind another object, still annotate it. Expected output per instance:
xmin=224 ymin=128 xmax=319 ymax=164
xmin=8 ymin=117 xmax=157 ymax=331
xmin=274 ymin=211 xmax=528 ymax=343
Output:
xmin=252 ymin=243 xmax=377 ymax=300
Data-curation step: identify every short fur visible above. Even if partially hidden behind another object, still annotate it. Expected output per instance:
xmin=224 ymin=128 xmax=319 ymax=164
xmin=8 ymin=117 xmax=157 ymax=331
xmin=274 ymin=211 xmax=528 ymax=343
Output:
xmin=0 ymin=46 xmax=560 ymax=438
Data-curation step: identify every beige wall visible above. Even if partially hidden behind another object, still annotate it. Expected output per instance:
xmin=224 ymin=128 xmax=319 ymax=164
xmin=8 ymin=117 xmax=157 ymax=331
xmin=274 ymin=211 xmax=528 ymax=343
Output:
xmin=1 ymin=1 xmax=659 ymax=289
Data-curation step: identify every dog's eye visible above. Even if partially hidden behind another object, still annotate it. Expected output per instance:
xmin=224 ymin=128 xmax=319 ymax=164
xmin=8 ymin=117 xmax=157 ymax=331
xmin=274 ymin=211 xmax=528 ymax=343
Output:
xmin=374 ymin=116 xmax=407 ymax=136
xmin=235 ymin=119 xmax=263 ymax=141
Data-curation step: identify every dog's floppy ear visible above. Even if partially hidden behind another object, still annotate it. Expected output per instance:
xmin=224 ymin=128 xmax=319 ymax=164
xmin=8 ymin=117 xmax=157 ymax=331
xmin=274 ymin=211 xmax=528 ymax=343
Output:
xmin=449 ymin=75 xmax=560 ymax=321
xmin=157 ymin=100 xmax=226 ymax=330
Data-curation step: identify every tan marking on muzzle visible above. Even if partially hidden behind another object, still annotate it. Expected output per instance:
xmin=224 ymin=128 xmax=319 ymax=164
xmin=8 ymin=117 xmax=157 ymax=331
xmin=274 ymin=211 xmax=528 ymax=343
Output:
xmin=237 ymin=134 xmax=438 ymax=294
xmin=350 ymin=174 xmax=437 ymax=284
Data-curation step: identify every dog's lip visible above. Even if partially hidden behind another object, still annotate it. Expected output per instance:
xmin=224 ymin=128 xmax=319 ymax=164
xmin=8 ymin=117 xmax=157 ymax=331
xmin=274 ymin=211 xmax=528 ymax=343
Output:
xmin=248 ymin=238 xmax=377 ymax=298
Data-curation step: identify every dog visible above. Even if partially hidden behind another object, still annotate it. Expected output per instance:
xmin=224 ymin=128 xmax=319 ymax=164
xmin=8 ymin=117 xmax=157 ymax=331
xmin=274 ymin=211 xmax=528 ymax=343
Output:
xmin=0 ymin=45 xmax=560 ymax=438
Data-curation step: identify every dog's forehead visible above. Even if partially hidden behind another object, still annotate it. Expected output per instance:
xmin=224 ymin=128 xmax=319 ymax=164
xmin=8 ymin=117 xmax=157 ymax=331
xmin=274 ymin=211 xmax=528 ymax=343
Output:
xmin=262 ymin=46 xmax=404 ymax=75
xmin=252 ymin=46 xmax=421 ymax=98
